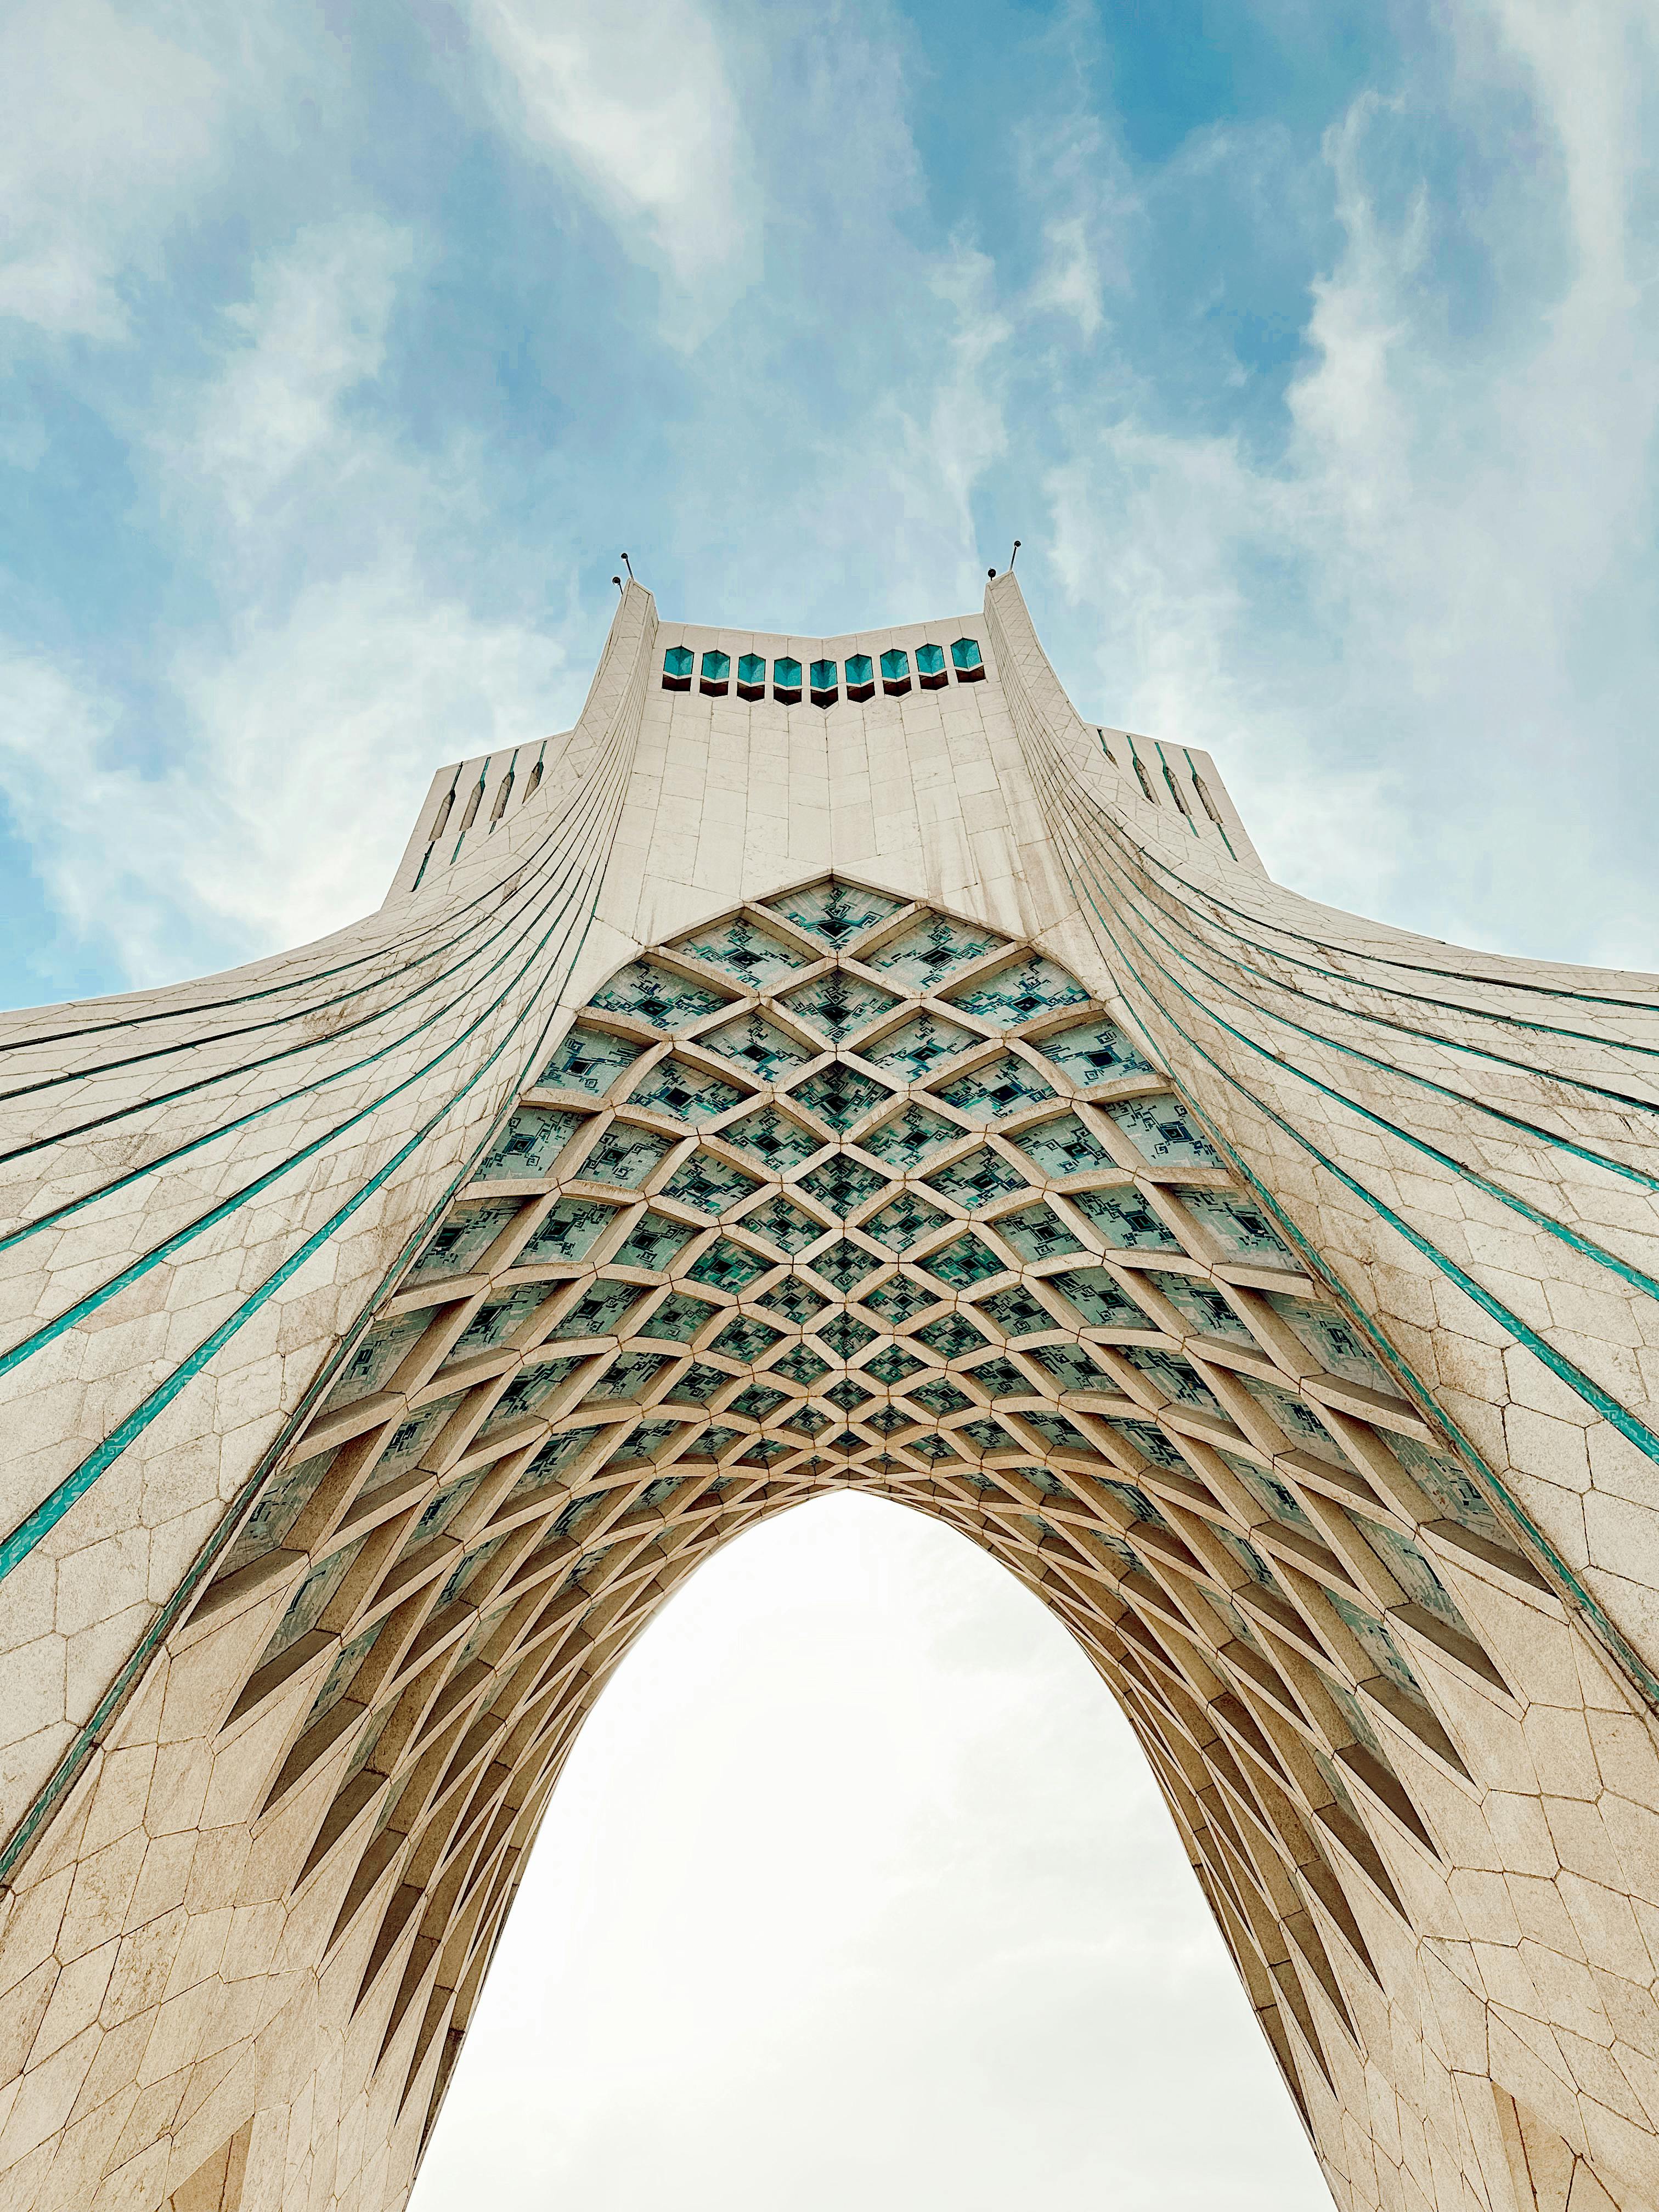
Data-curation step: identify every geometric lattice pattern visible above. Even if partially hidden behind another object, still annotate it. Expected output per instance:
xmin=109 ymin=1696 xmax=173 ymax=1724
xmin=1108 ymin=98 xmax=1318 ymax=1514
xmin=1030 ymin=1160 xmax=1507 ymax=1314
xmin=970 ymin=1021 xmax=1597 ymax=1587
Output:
xmin=207 ymin=878 xmax=1536 ymax=2144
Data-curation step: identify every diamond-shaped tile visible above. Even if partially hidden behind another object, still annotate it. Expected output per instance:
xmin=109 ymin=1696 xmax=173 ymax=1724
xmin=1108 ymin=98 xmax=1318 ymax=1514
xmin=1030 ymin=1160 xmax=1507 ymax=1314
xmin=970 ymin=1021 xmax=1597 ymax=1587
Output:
xmin=818 ymin=1312 xmax=877 ymax=1357
xmin=731 ymin=1383 xmax=787 ymax=1420
xmin=975 ymin=1285 xmax=1052 ymax=1338
xmin=862 ymin=1192 xmax=948 ymax=1252
xmin=774 ymin=1345 xmax=832 ymax=1387
xmin=865 ymin=1406 xmax=913 ymax=1436
xmin=744 ymin=1193 xmax=826 ymax=1255
xmin=825 ymin=1378 xmax=872 ymax=1413
xmin=610 ymin=1211 xmax=696 ymax=1271
xmin=551 ymin=1278 xmax=650 ymax=1340
xmin=962 ymin=1355 xmax=1028 ymax=1399
xmin=590 ymin=960 xmax=732 ymax=1029
xmin=864 ymin=1012 xmax=978 ymax=1082
xmin=865 ymin=1345 xmax=926 ymax=1385
xmin=702 ymin=1013 xmax=812 ymax=1082
xmin=712 ymin=1314 xmax=785 ymax=1361
xmin=518 ymin=1196 xmax=619 ymax=1264
xmin=672 ymin=914 xmax=809 ymax=987
xmin=947 ymin=954 xmax=1088 ymax=1026
xmin=909 ymin=1377 xmax=973 ymax=1417
xmin=992 ymin=1203 xmax=1085 ymax=1263
xmin=758 ymin=1276 xmax=829 ymax=1325
xmin=1039 ymin=1015 xmax=1153 ymax=1088
xmin=478 ymin=1106 xmax=585 ymax=1180
xmin=586 ymin=1350 xmax=672 ymax=1402
xmin=1013 ymin=1113 xmax=1115 ymax=1180
xmin=922 ymin=1234 xmax=1003 ymax=1288
xmin=670 ymin=1362 xmax=731 ymax=1406
xmin=778 ymin=970 xmax=901 ymax=1044
xmin=411 ymin=1199 xmax=523 ymax=1280
xmin=861 ymin=1102 xmax=960 ymax=1170
xmin=859 ymin=1274 xmax=938 ymax=1325
xmin=925 ymin=1146 xmax=1028 ymax=1211
xmin=629 ymin=1056 xmax=745 ymax=1125
xmin=866 ymin=914 xmax=1007 ymax=990
xmin=789 ymin=1063 xmax=893 ymax=1131
xmin=763 ymin=878 xmax=903 ymax=947
xmin=686 ymin=1237 xmax=770 ymax=1291
xmin=540 ymin=1026 xmax=645 ymax=1096
xmin=799 ymin=1154 xmax=885 ymax=1217
xmin=1071 ymin=1184 xmax=1179 ymax=1250
xmin=643 ymin=1290 xmax=720 ymax=1342
xmin=1143 ymin=1271 xmax=1254 ymax=1343
xmin=914 ymin=1312 xmax=988 ymax=1358
xmin=1102 ymin=1094 xmax=1222 ymax=1169
xmin=661 ymin=1149 xmax=761 ymax=1217
xmin=579 ymin=1123 xmax=676 ymax=1190
xmin=932 ymin=1051 xmax=1056 ymax=1122
xmin=721 ymin=1105 xmax=823 ymax=1172
xmin=811 ymin=1238 xmax=881 ymax=1293
xmin=1177 ymin=1187 xmax=1293 ymax=1263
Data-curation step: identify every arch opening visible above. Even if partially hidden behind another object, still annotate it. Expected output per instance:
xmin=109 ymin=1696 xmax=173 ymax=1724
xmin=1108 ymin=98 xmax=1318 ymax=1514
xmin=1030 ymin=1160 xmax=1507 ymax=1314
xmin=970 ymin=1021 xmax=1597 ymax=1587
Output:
xmin=205 ymin=876 xmax=1553 ymax=2183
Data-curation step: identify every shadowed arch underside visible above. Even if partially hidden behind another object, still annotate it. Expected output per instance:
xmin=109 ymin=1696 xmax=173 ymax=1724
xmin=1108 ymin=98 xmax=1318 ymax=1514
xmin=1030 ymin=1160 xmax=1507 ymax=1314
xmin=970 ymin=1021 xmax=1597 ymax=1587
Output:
xmin=4 ymin=578 xmax=1659 ymax=2212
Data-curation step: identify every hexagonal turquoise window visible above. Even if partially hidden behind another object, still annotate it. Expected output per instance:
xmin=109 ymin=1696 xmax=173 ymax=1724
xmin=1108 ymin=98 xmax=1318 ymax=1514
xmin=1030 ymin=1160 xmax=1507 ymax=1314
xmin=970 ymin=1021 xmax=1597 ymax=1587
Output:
xmin=880 ymin=648 xmax=911 ymax=693
xmin=736 ymin=652 xmax=766 ymax=699
xmin=845 ymin=653 xmax=874 ymax=699
xmin=700 ymin=650 xmax=730 ymax=694
xmin=773 ymin=656 xmax=803 ymax=699
xmin=809 ymin=659 xmax=838 ymax=705
xmin=662 ymin=645 xmax=693 ymax=691
xmin=916 ymin=641 xmax=947 ymax=688
xmin=951 ymin=636 xmax=985 ymax=681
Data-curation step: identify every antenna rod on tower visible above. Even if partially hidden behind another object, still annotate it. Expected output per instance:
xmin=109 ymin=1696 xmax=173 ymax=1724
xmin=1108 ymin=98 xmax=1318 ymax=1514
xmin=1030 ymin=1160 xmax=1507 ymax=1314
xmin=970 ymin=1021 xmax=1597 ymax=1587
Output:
xmin=620 ymin=552 xmax=635 ymax=580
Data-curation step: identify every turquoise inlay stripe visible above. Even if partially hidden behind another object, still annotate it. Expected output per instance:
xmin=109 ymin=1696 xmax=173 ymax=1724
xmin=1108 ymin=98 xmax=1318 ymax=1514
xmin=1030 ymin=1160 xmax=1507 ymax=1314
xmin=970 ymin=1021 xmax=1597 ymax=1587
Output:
xmin=1039 ymin=758 xmax=1659 ymax=1474
xmin=1098 ymin=843 xmax=1659 ymax=1193
xmin=0 ymin=738 xmax=624 ymax=1252
xmin=1026 ymin=771 xmax=1659 ymax=1707
xmin=1120 ymin=842 xmax=1659 ymax=1120
xmin=0 ymin=743 xmax=630 ymax=1380
xmin=0 ymin=746 xmax=633 ymax=1580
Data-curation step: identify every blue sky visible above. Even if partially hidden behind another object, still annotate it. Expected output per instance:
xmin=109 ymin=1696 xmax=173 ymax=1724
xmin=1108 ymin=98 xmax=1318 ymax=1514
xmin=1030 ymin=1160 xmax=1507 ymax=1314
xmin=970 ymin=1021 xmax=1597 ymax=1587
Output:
xmin=5 ymin=8 xmax=1658 ymax=2205
xmin=7 ymin=1 xmax=1658 ymax=1013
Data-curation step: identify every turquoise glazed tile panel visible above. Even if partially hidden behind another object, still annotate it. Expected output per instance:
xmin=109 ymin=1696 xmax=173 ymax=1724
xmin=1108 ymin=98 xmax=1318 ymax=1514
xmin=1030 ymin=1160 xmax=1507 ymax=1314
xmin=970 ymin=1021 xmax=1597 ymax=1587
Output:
xmin=909 ymin=1377 xmax=972 ymax=1417
xmin=539 ymin=1026 xmax=645 ymax=1097
xmin=720 ymin=1105 xmax=823 ymax=1172
xmin=915 ymin=1312 xmax=989 ymax=1358
xmin=450 ymin=1286 xmax=555 ymax=1357
xmin=319 ymin=1311 xmax=430 ymax=1413
xmin=1177 ymin=1186 xmax=1294 ymax=1264
xmin=686 ymin=1237 xmax=770 ymax=1291
xmin=1238 ymin=1374 xmax=1353 ymax=1465
xmin=669 ymin=1362 xmax=731 ymax=1406
xmin=865 ymin=913 xmax=1008 ymax=991
xmin=1038 ymin=1016 xmax=1153 ymax=1089
xmin=477 ymin=1106 xmax=586 ymax=1180
xmin=763 ymin=878 xmax=902 ymax=947
xmin=863 ymin=1013 xmax=978 ymax=1082
xmin=1102 ymin=1417 xmax=1187 ymax=1469
xmin=578 ymin=1123 xmax=675 ymax=1190
xmin=861 ymin=1102 xmax=961 ymax=1170
xmin=947 ymin=953 xmax=1088 ymax=1026
xmin=701 ymin=1012 xmax=812 ymax=1082
xmin=1070 ymin=1184 xmax=1179 ymax=1251
xmin=932 ymin=1051 xmax=1056 ymax=1120
xmin=778 ymin=970 xmax=901 ymax=1043
xmin=859 ymin=1273 xmax=938 ymax=1325
xmin=799 ymin=1154 xmax=885 ymax=1216
xmin=584 ymin=1350 xmax=672 ymax=1402
xmin=589 ymin=960 xmax=732 ymax=1030
xmin=628 ymin=1056 xmax=746 ymax=1125
xmin=826 ymin=1376 xmax=873 ymax=1413
xmin=518 ymin=1197 xmax=620 ymax=1265
xmin=819 ymin=1312 xmax=877 ymax=1357
xmin=1267 ymin=1296 xmax=1393 ymax=1391
xmin=712 ymin=1314 xmax=785 ymax=1361
xmin=1143 ymin=1271 xmax=1255 ymax=1344
xmin=975 ymin=1285 xmax=1052 ymax=1338
xmin=865 ymin=1405 xmax=914 ymax=1436
xmin=1388 ymin=1434 xmax=1505 ymax=1542
xmin=993 ymin=1202 xmax=1085 ymax=1264
xmin=520 ymin=1425 xmax=605 ymax=1488
xmin=670 ymin=914 xmax=810 ymax=988
xmin=959 ymin=1417 xmax=1011 ymax=1454
xmin=550 ymin=1278 xmax=651 ymax=1340
xmin=922 ymin=1234 xmax=1004 ymax=1288
xmin=1115 ymin=1345 xmax=1223 ymax=1412
xmin=863 ymin=1192 xmax=949 ymax=1251
xmin=660 ymin=1149 xmax=761 ymax=1218
xmin=1029 ymin=1341 xmax=1111 ymax=1393
xmin=641 ymin=1291 xmax=721 ymax=1336
xmin=963 ymin=1355 xmax=1029 ymax=1398
xmin=1219 ymin=1449 xmax=1314 ymax=1531
xmin=812 ymin=1239 xmax=881 ymax=1293
xmin=411 ymin=1199 xmax=522 ymax=1281
xmin=1013 ymin=1113 xmax=1115 ymax=1180
xmin=789 ymin=1062 xmax=894 ymax=1131
xmin=758 ymin=1277 xmax=829 ymax=1325
xmin=1102 ymin=1094 xmax=1223 ymax=1169
xmin=611 ymin=1212 xmax=697 ymax=1272
xmin=744 ymin=1193 xmax=826 ymax=1255
xmin=774 ymin=1344 xmax=832 ymax=1386
xmin=865 ymin=1345 xmax=926 ymax=1384
xmin=1051 ymin=1267 xmax=1156 ymax=1331
xmin=924 ymin=1146 xmax=1029 ymax=1211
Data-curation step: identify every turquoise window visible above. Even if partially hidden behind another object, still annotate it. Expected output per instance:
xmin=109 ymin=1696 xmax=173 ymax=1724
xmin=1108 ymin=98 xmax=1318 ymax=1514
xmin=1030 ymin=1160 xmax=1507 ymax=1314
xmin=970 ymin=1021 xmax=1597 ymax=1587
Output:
xmin=663 ymin=646 xmax=693 ymax=678
xmin=951 ymin=637 xmax=984 ymax=672
xmin=810 ymin=659 xmax=838 ymax=690
xmin=701 ymin=650 xmax=730 ymax=683
xmin=737 ymin=653 xmax=765 ymax=686
xmin=880 ymin=648 xmax=909 ymax=681
xmin=844 ymin=653 xmax=873 ymax=686
xmin=915 ymin=642 xmax=945 ymax=676
xmin=774 ymin=656 xmax=802 ymax=687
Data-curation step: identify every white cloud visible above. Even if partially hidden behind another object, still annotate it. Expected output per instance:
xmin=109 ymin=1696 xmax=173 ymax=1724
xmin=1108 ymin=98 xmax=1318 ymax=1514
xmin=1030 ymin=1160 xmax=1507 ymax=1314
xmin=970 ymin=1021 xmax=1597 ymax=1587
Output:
xmin=1042 ymin=4 xmax=1659 ymax=963
xmin=469 ymin=0 xmax=761 ymax=330
xmin=0 ymin=0 xmax=222 ymax=342
xmin=0 ymin=217 xmax=567 ymax=983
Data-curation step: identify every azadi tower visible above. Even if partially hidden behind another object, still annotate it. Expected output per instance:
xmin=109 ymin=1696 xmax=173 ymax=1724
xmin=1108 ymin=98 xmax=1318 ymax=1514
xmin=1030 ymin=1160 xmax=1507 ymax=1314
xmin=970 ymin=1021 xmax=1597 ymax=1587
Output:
xmin=4 ymin=573 xmax=1659 ymax=2212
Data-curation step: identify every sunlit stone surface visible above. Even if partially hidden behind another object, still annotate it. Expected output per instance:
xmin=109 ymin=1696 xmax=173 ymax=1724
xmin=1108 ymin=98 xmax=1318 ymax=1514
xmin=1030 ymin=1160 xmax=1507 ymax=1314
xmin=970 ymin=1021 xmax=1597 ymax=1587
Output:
xmin=3 ymin=576 xmax=1659 ymax=2211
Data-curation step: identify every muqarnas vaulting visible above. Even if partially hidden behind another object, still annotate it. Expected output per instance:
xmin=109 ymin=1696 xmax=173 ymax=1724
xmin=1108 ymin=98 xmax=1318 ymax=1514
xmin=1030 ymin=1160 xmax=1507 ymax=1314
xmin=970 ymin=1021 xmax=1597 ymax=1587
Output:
xmin=3 ymin=574 xmax=1659 ymax=2212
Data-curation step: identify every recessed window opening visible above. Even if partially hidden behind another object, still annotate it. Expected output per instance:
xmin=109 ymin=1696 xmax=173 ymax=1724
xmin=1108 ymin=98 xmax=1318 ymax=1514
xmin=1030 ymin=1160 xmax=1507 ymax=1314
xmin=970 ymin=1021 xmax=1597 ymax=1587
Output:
xmin=809 ymin=658 xmax=839 ymax=708
xmin=881 ymin=648 xmax=911 ymax=696
xmin=916 ymin=642 xmax=948 ymax=689
xmin=773 ymin=656 xmax=803 ymax=703
xmin=663 ymin=645 xmax=695 ymax=692
xmin=736 ymin=653 xmax=766 ymax=701
xmin=701 ymin=650 xmax=731 ymax=697
xmin=951 ymin=636 xmax=985 ymax=682
xmin=459 ymin=778 xmax=485 ymax=832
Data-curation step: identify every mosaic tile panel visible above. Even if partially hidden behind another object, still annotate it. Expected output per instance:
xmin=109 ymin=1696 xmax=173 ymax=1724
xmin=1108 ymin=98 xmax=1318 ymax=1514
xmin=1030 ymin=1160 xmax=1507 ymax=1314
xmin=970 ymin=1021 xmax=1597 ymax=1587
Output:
xmin=659 ymin=1148 xmax=761 ymax=1217
xmin=579 ymin=1122 xmax=676 ymax=1189
xmin=924 ymin=1146 xmax=1030 ymax=1210
xmin=860 ymin=1101 xmax=962 ymax=1170
xmin=477 ymin=1105 xmax=586 ymax=1180
xmin=789 ymin=1062 xmax=894 ymax=1130
xmin=518 ymin=1196 xmax=619 ymax=1265
xmin=628 ymin=1056 xmax=746 ymax=1125
xmin=763 ymin=877 xmax=903 ymax=946
xmin=1012 ymin=1113 xmax=1115 ymax=1179
xmin=1038 ymin=1015 xmax=1153 ymax=1088
xmin=865 ymin=913 xmax=1008 ymax=990
xmin=1102 ymin=1093 xmax=1224 ymax=1169
xmin=778 ymin=969 xmax=902 ymax=1042
xmin=670 ymin=913 xmax=809 ymax=986
xmin=946 ymin=952 xmax=1088 ymax=1025
xmin=932 ymin=1049 xmax=1056 ymax=1120
xmin=539 ymin=1025 xmax=644 ymax=1097
xmin=589 ymin=959 xmax=732 ymax=1028
xmin=864 ymin=1011 xmax=979 ymax=1081
xmin=702 ymin=1013 xmax=812 ymax=1081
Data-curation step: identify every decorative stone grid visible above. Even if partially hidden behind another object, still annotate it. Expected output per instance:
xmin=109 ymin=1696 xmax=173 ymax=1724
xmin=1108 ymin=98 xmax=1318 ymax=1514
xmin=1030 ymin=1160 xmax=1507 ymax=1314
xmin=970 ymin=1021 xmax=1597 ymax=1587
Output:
xmin=205 ymin=876 xmax=1543 ymax=2149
